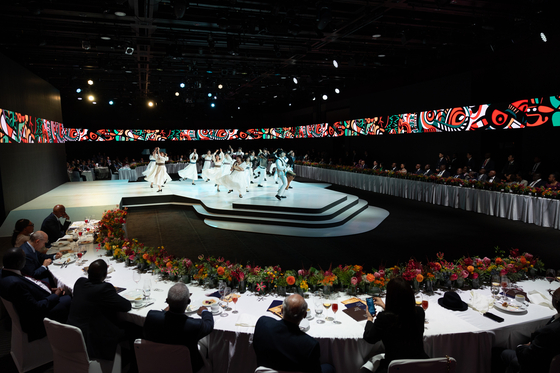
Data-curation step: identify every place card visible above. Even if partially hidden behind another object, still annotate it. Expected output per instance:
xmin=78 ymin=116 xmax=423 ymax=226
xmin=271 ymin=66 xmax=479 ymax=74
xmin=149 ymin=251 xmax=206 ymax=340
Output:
xmin=342 ymin=306 xmax=368 ymax=322
xmin=342 ymin=297 xmax=367 ymax=310
xmin=267 ymin=300 xmax=283 ymax=318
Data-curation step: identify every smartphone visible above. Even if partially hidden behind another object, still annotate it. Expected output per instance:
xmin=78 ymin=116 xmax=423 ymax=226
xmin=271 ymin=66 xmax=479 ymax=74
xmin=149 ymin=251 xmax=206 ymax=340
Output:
xmin=483 ymin=312 xmax=504 ymax=323
xmin=366 ymin=297 xmax=376 ymax=315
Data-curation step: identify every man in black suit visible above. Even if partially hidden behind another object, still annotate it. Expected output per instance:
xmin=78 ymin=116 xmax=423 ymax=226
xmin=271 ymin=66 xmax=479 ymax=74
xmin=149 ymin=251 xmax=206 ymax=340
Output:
xmin=502 ymin=154 xmax=519 ymax=179
xmin=466 ymin=152 xmax=476 ymax=172
xmin=20 ymin=231 xmax=61 ymax=285
xmin=501 ymin=288 xmax=560 ymax=373
xmin=487 ymin=170 xmax=498 ymax=183
xmin=528 ymin=173 xmax=546 ymax=188
xmin=144 ymin=283 xmax=214 ymax=372
xmin=478 ymin=168 xmax=488 ymax=182
xmin=480 ymin=152 xmax=495 ymax=172
xmin=67 ymin=259 xmax=134 ymax=361
xmin=414 ymin=164 xmax=423 ymax=175
xmin=437 ymin=164 xmax=450 ymax=178
xmin=0 ymin=247 xmax=71 ymax=342
xmin=423 ymin=164 xmax=433 ymax=176
xmin=253 ymin=294 xmax=334 ymax=373
xmin=40 ymin=204 xmax=71 ymax=247
xmin=529 ymin=156 xmax=544 ymax=177
xmin=435 ymin=152 xmax=447 ymax=171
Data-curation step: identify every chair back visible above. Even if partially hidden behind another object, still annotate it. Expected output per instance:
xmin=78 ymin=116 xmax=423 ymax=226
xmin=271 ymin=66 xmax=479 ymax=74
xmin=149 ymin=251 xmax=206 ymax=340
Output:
xmin=388 ymin=357 xmax=456 ymax=373
xmin=1 ymin=297 xmax=52 ymax=372
xmin=43 ymin=318 xmax=92 ymax=372
xmin=254 ymin=367 xmax=306 ymax=373
xmin=71 ymin=171 xmax=82 ymax=182
xmin=550 ymin=354 xmax=560 ymax=373
xmin=134 ymin=339 xmax=193 ymax=373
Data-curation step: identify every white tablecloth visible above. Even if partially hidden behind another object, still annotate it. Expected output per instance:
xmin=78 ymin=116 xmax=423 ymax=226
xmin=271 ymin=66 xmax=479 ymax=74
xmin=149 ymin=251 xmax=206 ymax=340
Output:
xmin=82 ymin=170 xmax=95 ymax=181
xmin=118 ymin=168 xmax=138 ymax=182
xmin=295 ymin=165 xmax=560 ymax=230
xmin=47 ymin=242 xmax=558 ymax=373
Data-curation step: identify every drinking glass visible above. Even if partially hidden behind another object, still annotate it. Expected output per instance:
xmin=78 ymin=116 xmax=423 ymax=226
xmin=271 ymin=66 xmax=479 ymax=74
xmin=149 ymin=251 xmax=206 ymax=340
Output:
xmin=332 ymin=303 xmax=340 ymax=324
xmin=152 ymin=272 xmax=163 ymax=292
xmin=133 ymin=271 xmax=141 ymax=290
xmin=421 ymin=295 xmax=429 ymax=311
xmin=323 ymin=301 xmax=332 ymax=321
xmin=501 ymin=276 xmax=510 ymax=302
xmin=491 ymin=275 xmax=500 ymax=299
xmin=222 ymin=287 xmax=231 ymax=317
xmin=546 ymin=269 xmax=556 ymax=293
xmin=314 ymin=299 xmax=325 ymax=324
xmin=143 ymin=278 xmax=151 ymax=300
xmin=232 ymin=293 xmax=239 ymax=314
xmin=415 ymin=293 xmax=422 ymax=307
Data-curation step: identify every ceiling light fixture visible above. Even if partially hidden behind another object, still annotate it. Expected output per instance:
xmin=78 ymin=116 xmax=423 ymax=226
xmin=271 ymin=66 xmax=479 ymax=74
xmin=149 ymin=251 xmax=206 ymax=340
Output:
xmin=76 ymin=88 xmax=82 ymax=93
xmin=333 ymin=59 xmax=339 ymax=68
xmin=77 ymin=97 xmax=82 ymax=100
xmin=87 ymin=80 xmax=94 ymax=85
xmin=148 ymin=101 xmax=154 ymax=107
xmin=175 ymin=92 xmax=180 ymax=96
xmin=218 ymin=84 xmax=223 ymax=89
xmin=372 ymin=34 xmax=381 ymax=38
xmin=335 ymin=88 xmax=340 ymax=94
xmin=88 ymin=95 xmax=94 ymax=101
xmin=180 ymin=83 xmax=185 ymax=88
xmin=207 ymin=93 xmax=212 ymax=97
xmin=114 ymin=11 xmax=126 ymax=17
xmin=293 ymin=77 xmax=298 ymax=84
xmin=540 ymin=32 xmax=547 ymax=42
xmin=100 ymin=36 xmax=111 ymax=41
xmin=378 ymin=54 xmax=386 ymax=58
xmin=125 ymin=47 xmax=134 ymax=55
xmin=322 ymin=94 xmax=328 ymax=101
xmin=92 ymin=102 xmax=97 ymax=105
xmin=211 ymin=103 xmax=216 ymax=108
xmin=109 ymin=100 xmax=114 ymax=105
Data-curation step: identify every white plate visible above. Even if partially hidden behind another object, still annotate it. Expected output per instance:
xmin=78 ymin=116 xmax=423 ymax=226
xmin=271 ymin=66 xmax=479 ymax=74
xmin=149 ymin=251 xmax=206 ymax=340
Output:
xmin=122 ymin=290 xmax=144 ymax=303
xmin=53 ymin=256 xmax=76 ymax=266
xmin=211 ymin=309 xmax=222 ymax=316
xmin=494 ymin=301 xmax=527 ymax=313
xmin=299 ymin=318 xmax=310 ymax=332
xmin=185 ymin=305 xmax=199 ymax=314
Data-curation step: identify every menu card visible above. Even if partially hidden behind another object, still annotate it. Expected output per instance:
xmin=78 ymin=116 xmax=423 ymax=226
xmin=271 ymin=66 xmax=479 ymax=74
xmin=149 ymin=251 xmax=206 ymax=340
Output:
xmin=342 ymin=306 xmax=368 ymax=322
xmin=342 ymin=297 xmax=367 ymax=310
xmin=267 ymin=300 xmax=283 ymax=318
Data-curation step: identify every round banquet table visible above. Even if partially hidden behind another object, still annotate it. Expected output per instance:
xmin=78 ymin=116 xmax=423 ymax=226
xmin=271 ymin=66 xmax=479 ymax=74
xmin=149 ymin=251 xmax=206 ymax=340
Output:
xmin=48 ymin=241 xmax=558 ymax=373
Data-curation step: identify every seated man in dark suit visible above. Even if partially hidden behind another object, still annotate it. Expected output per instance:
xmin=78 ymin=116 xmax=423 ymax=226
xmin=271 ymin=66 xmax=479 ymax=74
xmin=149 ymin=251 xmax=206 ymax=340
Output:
xmin=501 ymin=288 xmax=560 ymax=373
xmin=528 ymin=173 xmax=546 ymax=188
xmin=0 ymin=247 xmax=71 ymax=342
xmin=423 ymin=164 xmax=433 ymax=176
xmin=67 ymin=259 xmax=134 ymax=361
xmin=253 ymin=294 xmax=334 ymax=373
xmin=40 ymin=204 xmax=71 ymax=247
xmin=144 ymin=283 xmax=214 ymax=373
xmin=436 ymin=164 xmax=450 ymax=178
xmin=20 ymin=231 xmax=61 ymax=286
xmin=414 ymin=164 xmax=423 ymax=175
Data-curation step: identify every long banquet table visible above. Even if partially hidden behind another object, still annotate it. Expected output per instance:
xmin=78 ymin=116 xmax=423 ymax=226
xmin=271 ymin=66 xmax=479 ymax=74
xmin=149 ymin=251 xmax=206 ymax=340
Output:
xmin=47 ymin=241 xmax=558 ymax=373
xmin=295 ymin=165 xmax=560 ymax=230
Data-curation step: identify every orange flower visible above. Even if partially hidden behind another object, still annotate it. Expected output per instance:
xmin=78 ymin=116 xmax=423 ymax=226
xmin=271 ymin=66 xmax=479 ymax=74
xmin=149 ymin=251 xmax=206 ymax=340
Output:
xmin=366 ymin=273 xmax=375 ymax=283
xmin=217 ymin=266 xmax=225 ymax=276
xmin=416 ymin=274 xmax=424 ymax=283
xmin=143 ymin=253 xmax=149 ymax=260
xmin=495 ymin=258 xmax=503 ymax=265
xmin=166 ymin=261 xmax=173 ymax=268
xmin=354 ymin=265 xmax=363 ymax=272
xmin=520 ymin=257 xmax=527 ymax=264
xmin=467 ymin=265 xmax=474 ymax=273
xmin=286 ymin=276 xmax=296 ymax=286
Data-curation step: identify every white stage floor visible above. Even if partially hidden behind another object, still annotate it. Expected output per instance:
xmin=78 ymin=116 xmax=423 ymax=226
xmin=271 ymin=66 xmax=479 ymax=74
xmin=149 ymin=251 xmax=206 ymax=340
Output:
xmin=0 ymin=179 xmax=389 ymax=238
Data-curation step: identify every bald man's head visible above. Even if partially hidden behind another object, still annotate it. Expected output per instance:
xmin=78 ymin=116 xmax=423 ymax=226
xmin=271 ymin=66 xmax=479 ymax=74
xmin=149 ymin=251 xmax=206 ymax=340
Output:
xmin=3 ymin=248 xmax=26 ymax=270
xmin=53 ymin=205 xmax=66 ymax=217
xmin=282 ymin=294 xmax=308 ymax=325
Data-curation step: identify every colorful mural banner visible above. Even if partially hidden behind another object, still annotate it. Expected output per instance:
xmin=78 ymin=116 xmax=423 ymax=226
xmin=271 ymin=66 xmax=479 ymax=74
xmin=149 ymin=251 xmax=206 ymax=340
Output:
xmin=2 ymin=95 xmax=560 ymax=143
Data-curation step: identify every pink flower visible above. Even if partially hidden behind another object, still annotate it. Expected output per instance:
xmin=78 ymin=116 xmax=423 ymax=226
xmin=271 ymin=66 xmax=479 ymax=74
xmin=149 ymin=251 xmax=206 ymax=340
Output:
xmin=415 ymin=269 xmax=422 ymax=275
xmin=379 ymin=270 xmax=385 ymax=277
xmin=525 ymin=253 xmax=533 ymax=260
xmin=483 ymin=257 xmax=491 ymax=265
xmin=351 ymin=277 xmax=358 ymax=286
xmin=450 ymin=274 xmax=458 ymax=281
xmin=129 ymin=255 xmax=135 ymax=261
xmin=500 ymin=269 xmax=508 ymax=276
xmin=298 ymin=269 xmax=305 ymax=276
xmin=471 ymin=272 xmax=479 ymax=279
xmin=461 ymin=270 xmax=469 ymax=279
xmin=374 ymin=272 xmax=381 ymax=278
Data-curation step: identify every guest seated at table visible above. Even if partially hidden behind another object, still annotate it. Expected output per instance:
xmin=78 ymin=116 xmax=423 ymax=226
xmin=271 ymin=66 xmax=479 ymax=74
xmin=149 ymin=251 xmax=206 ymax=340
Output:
xmin=390 ymin=163 xmax=398 ymax=172
xmin=478 ymin=168 xmax=488 ymax=182
xmin=501 ymin=288 xmax=560 ymax=373
xmin=454 ymin=167 xmax=464 ymax=179
xmin=545 ymin=173 xmax=560 ymax=190
xmin=68 ymin=259 xmax=138 ymax=362
xmin=423 ymin=164 xmax=432 ymax=176
xmin=414 ymin=164 xmax=422 ymax=175
xmin=143 ymin=283 xmax=213 ymax=373
xmin=487 ymin=170 xmax=498 ymax=183
xmin=253 ymin=294 xmax=334 ymax=373
xmin=11 ymin=218 xmax=34 ymax=248
xmin=0 ymin=247 xmax=71 ymax=342
xmin=528 ymin=173 xmax=546 ymax=188
xmin=397 ymin=163 xmax=407 ymax=174
xmin=372 ymin=160 xmax=380 ymax=170
xmin=41 ymin=204 xmax=71 ymax=247
xmin=437 ymin=164 xmax=450 ymax=178
xmin=363 ymin=277 xmax=428 ymax=373
xmin=21 ymin=231 xmax=62 ymax=287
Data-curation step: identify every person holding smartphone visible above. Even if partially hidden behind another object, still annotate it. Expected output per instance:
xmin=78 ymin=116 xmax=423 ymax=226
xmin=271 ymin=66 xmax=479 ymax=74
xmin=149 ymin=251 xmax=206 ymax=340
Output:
xmin=362 ymin=277 xmax=428 ymax=373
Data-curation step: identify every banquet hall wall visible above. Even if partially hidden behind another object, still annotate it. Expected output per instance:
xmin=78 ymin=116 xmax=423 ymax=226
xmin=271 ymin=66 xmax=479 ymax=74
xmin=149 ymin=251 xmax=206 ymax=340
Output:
xmin=0 ymin=54 xmax=67 ymax=224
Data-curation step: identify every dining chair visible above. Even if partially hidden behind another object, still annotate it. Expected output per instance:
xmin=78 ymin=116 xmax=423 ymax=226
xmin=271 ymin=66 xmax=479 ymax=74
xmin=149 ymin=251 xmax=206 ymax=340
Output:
xmin=254 ymin=367 xmax=305 ymax=373
xmin=1 ymin=297 xmax=52 ymax=373
xmin=134 ymin=339 xmax=193 ymax=373
xmin=43 ymin=318 xmax=121 ymax=373
xmin=388 ymin=356 xmax=457 ymax=373
xmin=549 ymin=354 xmax=560 ymax=373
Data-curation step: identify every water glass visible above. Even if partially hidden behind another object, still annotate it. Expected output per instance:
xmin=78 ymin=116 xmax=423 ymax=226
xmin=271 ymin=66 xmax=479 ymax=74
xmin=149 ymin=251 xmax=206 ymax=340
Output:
xmin=143 ymin=278 xmax=151 ymax=300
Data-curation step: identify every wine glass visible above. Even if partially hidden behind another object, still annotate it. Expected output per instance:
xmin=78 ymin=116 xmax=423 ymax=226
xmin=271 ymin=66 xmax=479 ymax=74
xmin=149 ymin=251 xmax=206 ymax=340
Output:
xmin=77 ymin=251 xmax=83 ymax=265
xmin=491 ymin=275 xmax=500 ymax=299
xmin=546 ymin=269 xmax=556 ymax=293
xmin=415 ymin=293 xmax=422 ymax=307
xmin=332 ymin=303 xmax=340 ymax=324
xmin=232 ymin=291 xmax=239 ymax=314
xmin=143 ymin=278 xmax=151 ymax=300
xmin=323 ymin=301 xmax=332 ymax=321
xmin=221 ymin=287 xmax=231 ymax=317
xmin=314 ymin=299 xmax=325 ymax=324
xmin=421 ymin=294 xmax=429 ymax=311
xmin=501 ymin=276 xmax=510 ymax=302
xmin=133 ymin=271 xmax=141 ymax=291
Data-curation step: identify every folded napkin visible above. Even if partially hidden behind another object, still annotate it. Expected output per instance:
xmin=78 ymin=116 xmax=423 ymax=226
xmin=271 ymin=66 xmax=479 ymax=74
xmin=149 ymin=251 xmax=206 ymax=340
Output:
xmin=235 ymin=314 xmax=258 ymax=327
xmin=527 ymin=290 xmax=554 ymax=310
xmin=467 ymin=291 xmax=494 ymax=313
xmin=205 ymin=291 xmax=221 ymax=298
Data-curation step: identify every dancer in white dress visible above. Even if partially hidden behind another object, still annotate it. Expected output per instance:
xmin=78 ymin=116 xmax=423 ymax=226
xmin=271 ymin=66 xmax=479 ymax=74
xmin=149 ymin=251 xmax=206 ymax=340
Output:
xmin=146 ymin=148 xmax=171 ymax=192
xmin=275 ymin=149 xmax=288 ymax=200
xmin=178 ymin=149 xmax=198 ymax=185
xmin=201 ymin=149 xmax=224 ymax=183
xmin=243 ymin=156 xmax=253 ymax=192
xmin=201 ymin=150 xmax=213 ymax=172
xmin=222 ymin=151 xmax=233 ymax=177
xmin=216 ymin=156 xmax=247 ymax=198
xmin=142 ymin=149 xmax=157 ymax=188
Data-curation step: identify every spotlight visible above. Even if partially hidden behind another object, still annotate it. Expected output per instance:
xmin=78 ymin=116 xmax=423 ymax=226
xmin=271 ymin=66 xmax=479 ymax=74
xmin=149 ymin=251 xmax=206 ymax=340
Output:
xmin=322 ymin=94 xmax=328 ymax=100
xmin=148 ymin=101 xmax=154 ymax=107
xmin=540 ymin=32 xmax=547 ymax=42
xmin=289 ymin=103 xmax=292 ymax=106
xmin=333 ymin=59 xmax=339 ymax=68
xmin=109 ymin=100 xmax=114 ymax=105
xmin=211 ymin=103 xmax=216 ymax=108
xmin=76 ymin=88 xmax=82 ymax=93
xmin=180 ymin=82 xmax=185 ymax=88
xmin=92 ymin=102 xmax=97 ymax=105
xmin=372 ymin=34 xmax=381 ymax=38
xmin=293 ymin=77 xmax=298 ymax=84
xmin=125 ymin=47 xmax=134 ymax=55
xmin=207 ymin=93 xmax=212 ymax=97
xmin=213 ymin=96 xmax=217 ymax=99
xmin=238 ymin=106 xmax=240 ymax=110
xmin=378 ymin=54 xmax=386 ymax=57
xmin=88 ymin=95 xmax=94 ymax=101
xmin=87 ymin=80 xmax=94 ymax=85
xmin=114 ymin=11 xmax=126 ymax=17
xmin=218 ymin=84 xmax=223 ymax=89
xmin=100 ymin=36 xmax=111 ymax=41
xmin=77 ymin=97 xmax=82 ymax=100
xmin=313 ymin=97 xmax=316 ymax=101
xmin=335 ymin=88 xmax=340 ymax=94
xmin=175 ymin=92 xmax=180 ymax=96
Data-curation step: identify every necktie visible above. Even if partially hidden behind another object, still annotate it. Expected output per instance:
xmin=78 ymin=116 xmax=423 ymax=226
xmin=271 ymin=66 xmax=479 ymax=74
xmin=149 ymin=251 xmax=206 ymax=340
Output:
xmin=483 ymin=159 xmax=488 ymax=167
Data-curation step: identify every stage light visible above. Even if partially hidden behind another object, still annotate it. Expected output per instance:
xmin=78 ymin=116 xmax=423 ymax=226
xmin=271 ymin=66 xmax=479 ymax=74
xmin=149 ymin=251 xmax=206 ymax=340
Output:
xmin=238 ymin=106 xmax=240 ymax=110
xmin=378 ymin=54 xmax=385 ymax=57
xmin=92 ymin=102 xmax=97 ymax=105
xmin=148 ymin=101 xmax=154 ymax=107
xmin=372 ymin=34 xmax=381 ymax=38
xmin=289 ymin=103 xmax=292 ymax=106
xmin=125 ymin=47 xmax=134 ymax=55
xmin=175 ymin=92 xmax=180 ymax=96
xmin=218 ymin=84 xmax=223 ymax=89
xmin=211 ymin=103 xmax=216 ymax=108
xmin=541 ymin=32 xmax=547 ymax=42
xmin=77 ymin=97 xmax=82 ymax=100
xmin=88 ymin=95 xmax=94 ymax=101
xmin=322 ymin=94 xmax=328 ymax=101
xmin=76 ymin=88 xmax=82 ymax=93
xmin=313 ymin=97 xmax=316 ymax=101
xmin=180 ymin=83 xmax=185 ymax=88
xmin=335 ymin=88 xmax=340 ymax=94
xmin=87 ymin=80 xmax=94 ymax=85
xmin=109 ymin=100 xmax=114 ymax=105
xmin=208 ymin=93 xmax=212 ymax=97
xmin=114 ymin=11 xmax=126 ymax=17
xmin=100 ymin=36 xmax=111 ymax=41
xmin=293 ymin=77 xmax=298 ymax=84
xmin=333 ymin=59 xmax=339 ymax=68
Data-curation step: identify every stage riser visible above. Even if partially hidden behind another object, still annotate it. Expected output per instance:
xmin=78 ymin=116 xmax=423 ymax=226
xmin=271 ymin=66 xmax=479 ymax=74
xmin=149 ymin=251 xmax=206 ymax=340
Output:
xmin=232 ymin=195 xmax=348 ymax=214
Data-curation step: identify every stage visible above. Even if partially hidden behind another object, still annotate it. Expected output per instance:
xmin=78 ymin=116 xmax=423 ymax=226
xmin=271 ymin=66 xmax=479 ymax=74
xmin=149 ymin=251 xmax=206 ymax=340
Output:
xmin=0 ymin=179 xmax=389 ymax=238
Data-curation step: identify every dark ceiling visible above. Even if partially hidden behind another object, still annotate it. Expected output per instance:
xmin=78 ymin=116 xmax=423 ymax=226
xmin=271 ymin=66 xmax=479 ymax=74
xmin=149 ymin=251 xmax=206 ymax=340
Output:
xmin=1 ymin=0 xmax=557 ymax=128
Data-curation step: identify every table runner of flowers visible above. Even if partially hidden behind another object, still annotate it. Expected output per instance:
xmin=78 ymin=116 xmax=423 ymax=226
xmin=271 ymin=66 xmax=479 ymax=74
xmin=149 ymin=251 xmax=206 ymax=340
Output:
xmin=96 ymin=207 xmax=546 ymax=294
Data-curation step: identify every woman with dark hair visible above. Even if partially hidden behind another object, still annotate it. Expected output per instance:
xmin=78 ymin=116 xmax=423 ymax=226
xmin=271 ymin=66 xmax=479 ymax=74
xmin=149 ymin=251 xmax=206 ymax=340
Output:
xmin=363 ymin=277 xmax=428 ymax=372
xmin=215 ymin=155 xmax=247 ymax=198
xmin=546 ymin=173 xmax=560 ymax=190
xmin=12 ymin=219 xmax=34 ymax=247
